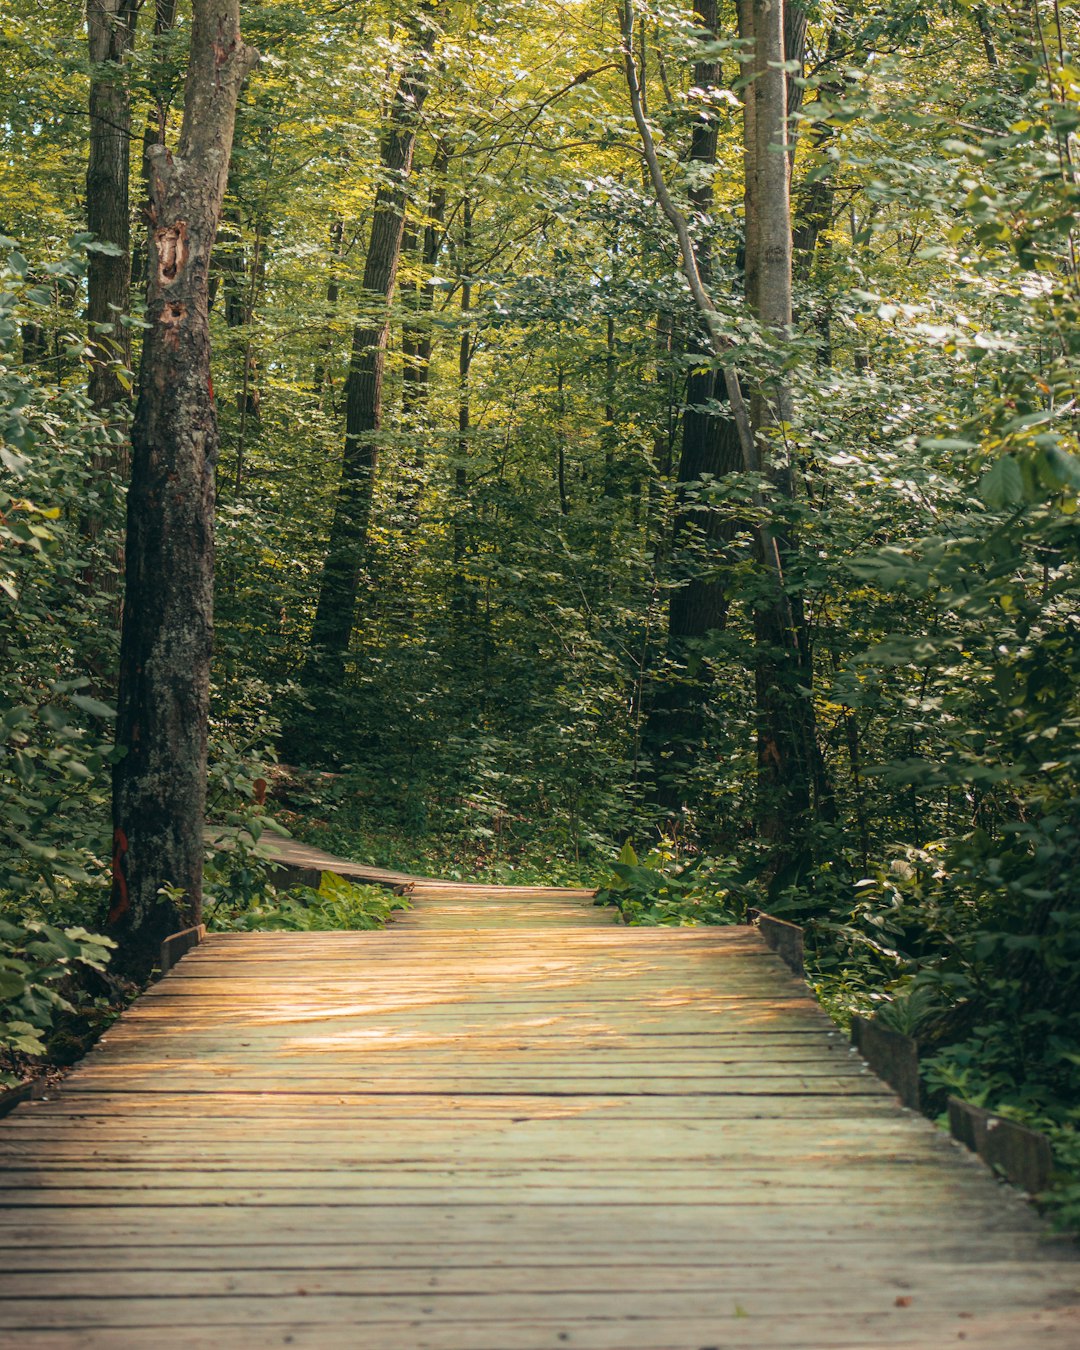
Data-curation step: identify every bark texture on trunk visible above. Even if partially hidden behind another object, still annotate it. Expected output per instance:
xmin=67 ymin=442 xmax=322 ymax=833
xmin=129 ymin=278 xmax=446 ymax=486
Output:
xmin=674 ymin=0 xmax=741 ymax=637
xmin=305 ymin=8 xmax=439 ymax=676
xmin=783 ymin=0 xmax=808 ymax=129
xmin=132 ymin=0 xmax=180 ymax=297
xmin=110 ymin=0 xmax=258 ymax=979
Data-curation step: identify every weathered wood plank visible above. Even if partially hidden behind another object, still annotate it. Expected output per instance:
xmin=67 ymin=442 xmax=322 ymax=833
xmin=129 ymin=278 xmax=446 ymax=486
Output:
xmin=0 ymin=1259 xmax=1070 ymax=1299
xmin=1 ymin=1289 xmax=1077 ymax=1333
xmin=6 ymin=1312 xmax=1080 ymax=1350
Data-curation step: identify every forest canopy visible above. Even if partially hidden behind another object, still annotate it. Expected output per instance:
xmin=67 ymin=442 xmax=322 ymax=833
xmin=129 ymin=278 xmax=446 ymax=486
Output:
xmin=2 ymin=0 xmax=1080 ymax=1216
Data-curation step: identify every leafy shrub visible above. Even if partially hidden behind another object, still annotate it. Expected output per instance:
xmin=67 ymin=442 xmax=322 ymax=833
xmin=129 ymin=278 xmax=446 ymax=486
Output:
xmin=208 ymin=870 xmax=409 ymax=932
xmin=0 ymin=918 xmax=114 ymax=1086
xmin=0 ymin=240 xmax=123 ymax=907
xmin=594 ymin=840 xmax=747 ymax=926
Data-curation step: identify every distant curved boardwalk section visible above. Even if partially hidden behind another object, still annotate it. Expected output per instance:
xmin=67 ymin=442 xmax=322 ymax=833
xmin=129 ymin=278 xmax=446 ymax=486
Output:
xmin=1 ymin=848 xmax=1077 ymax=1347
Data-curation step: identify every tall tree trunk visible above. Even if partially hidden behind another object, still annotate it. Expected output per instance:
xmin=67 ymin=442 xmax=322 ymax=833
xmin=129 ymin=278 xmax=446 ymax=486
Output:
xmin=555 ymin=364 xmax=569 ymax=516
xmin=314 ymin=219 xmax=344 ymax=400
xmin=217 ymin=203 xmax=264 ymax=493
xmin=401 ymin=140 xmax=448 ymax=420
xmin=304 ymin=9 xmax=439 ymax=680
xmin=975 ymin=5 xmax=999 ymax=68
xmin=783 ymin=0 xmax=808 ymax=131
xmin=398 ymin=142 xmax=448 ymax=534
xmin=739 ymin=0 xmax=830 ymax=868
xmin=792 ymin=18 xmax=845 ymax=278
xmin=110 ymin=0 xmax=258 ymax=980
xmin=84 ymin=0 xmax=139 ymax=589
xmin=86 ymin=0 xmax=138 ymax=412
xmin=645 ymin=0 xmax=742 ymax=811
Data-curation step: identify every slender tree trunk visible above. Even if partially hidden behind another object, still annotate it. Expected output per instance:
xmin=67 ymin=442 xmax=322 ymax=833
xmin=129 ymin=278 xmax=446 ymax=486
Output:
xmin=739 ymin=0 xmax=831 ymax=864
xmin=21 ymin=316 xmax=48 ymax=369
xmin=603 ymin=313 xmax=617 ymax=493
xmin=400 ymin=220 xmax=422 ymax=411
xmin=975 ymin=5 xmax=999 ymax=68
xmin=398 ymin=142 xmax=448 ymax=529
xmin=645 ymin=0 xmax=742 ymax=810
xmin=86 ymin=0 xmax=138 ymax=414
xmin=555 ymin=364 xmax=569 ymax=516
xmin=314 ymin=219 xmax=344 ymax=399
xmin=792 ymin=19 xmax=845 ymax=278
xmin=452 ymin=199 xmax=474 ymax=618
xmin=109 ymin=0 xmax=258 ymax=980
xmin=217 ymin=203 xmax=263 ymax=493
xmin=783 ymin=0 xmax=808 ymax=131
xmin=304 ymin=8 xmax=438 ymax=679
xmin=84 ymin=0 xmax=139 ymax=600
xmin=415 ymin=142 xmax=449 ymax=401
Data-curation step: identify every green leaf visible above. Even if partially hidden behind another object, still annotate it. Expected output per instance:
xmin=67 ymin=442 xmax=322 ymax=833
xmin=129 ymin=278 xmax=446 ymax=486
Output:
xmin=980 ymin=455 xmax=1024 ymax=510
xmin=70 ymin=694 xmax=116 ymax=719
xmin=0 ymin=969 xmax=27 ymax=1000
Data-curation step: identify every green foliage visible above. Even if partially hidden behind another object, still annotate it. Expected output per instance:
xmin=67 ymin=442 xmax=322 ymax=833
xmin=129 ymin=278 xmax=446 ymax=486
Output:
xmin=208 ymin=870 xmax=409 ymax=932
xmin=0 ymin=917 xmax=114 ymax=1086
xmin=0 ymin=240 xmax=122 ymax=909
xmin=275 ymin=766 xmax=601 ymax=887
xmin=595 ymin=840 xmax=746 ymax=926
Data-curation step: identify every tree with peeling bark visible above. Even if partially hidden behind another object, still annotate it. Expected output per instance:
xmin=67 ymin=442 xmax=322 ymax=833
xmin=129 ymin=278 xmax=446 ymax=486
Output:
xmin=109 ymin=0 xmax=258 ymax=979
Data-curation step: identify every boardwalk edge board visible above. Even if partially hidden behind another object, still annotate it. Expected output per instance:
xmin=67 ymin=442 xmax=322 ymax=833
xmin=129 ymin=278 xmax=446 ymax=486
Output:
xmin=747 ymin=909 xmax=805 ymax=976
xmin=947 ymin=1097 xmax=1055 ymax=1196
xmin=849 ymin=1015 xmax=921 ymax=1112
xmin=268 ymin=861 xmax=323 ymax=891
xmin=749 ymin=913 xmax=1060 ymax=1198
xmin=0 ymin=1075 xmax=48 ymax=1120
xmin=158 ymin=924 xmax=207 ymax=977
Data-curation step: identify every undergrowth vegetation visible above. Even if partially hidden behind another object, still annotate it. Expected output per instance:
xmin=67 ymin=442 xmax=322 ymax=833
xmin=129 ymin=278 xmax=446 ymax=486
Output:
xmin=207 ymin=870 xmax=410 ymax=933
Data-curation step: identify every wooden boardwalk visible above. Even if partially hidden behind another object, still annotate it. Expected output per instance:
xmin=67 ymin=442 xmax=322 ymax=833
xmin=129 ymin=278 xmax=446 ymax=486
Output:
xmin=1 ymin=864 xmax=1077 ymax=1347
